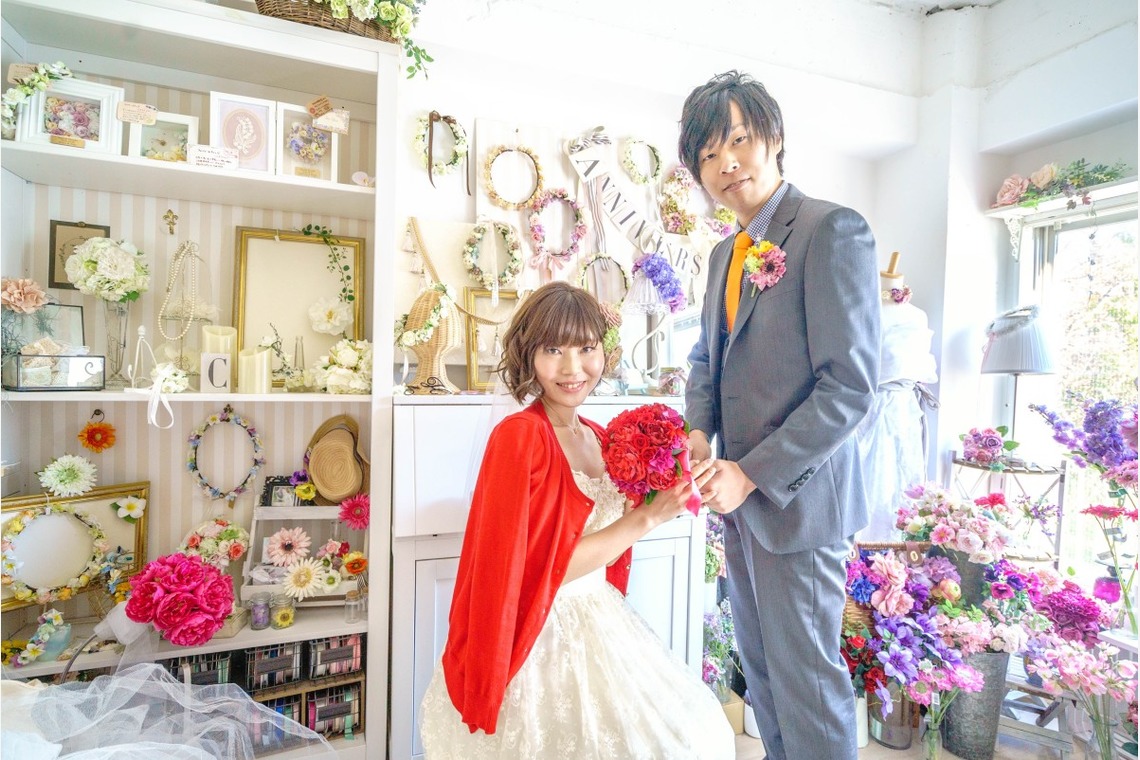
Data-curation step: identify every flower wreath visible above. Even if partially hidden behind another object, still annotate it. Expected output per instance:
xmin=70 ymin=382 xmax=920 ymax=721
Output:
xmin=621 ymin=139 xmax=662 ymax=186
xmin=577 ymin=252 xmax=631 ymax=304
xmin=659 ymin=167 xmax=699 ymax=234
xmin=2 ymin=503 xmax=110 ymax=605
xmin=527 ymin=188 xmax=589 ymax=271
xmin=462 ymin=220 xmax=523 ymax=289
xmin=483 ymin=144 xmax=545 ymax=210
xmin=9 ymin=608 xmax=64 ymax=667
xmin=413 ymin=112 xmax=469 ymax=176
xmin=288 ymin=123 xmax=329 ymax=164
xmin=394 ymin=282 xmax=456 ymax=348
xmin=186 ymin=404 xmax=265 ymax=504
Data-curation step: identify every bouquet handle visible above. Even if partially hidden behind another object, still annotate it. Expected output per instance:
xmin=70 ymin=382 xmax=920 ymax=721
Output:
xmin=677 ymin=448 xmax=702 ymax=517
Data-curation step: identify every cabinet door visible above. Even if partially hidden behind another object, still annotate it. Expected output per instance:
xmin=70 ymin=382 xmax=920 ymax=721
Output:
xmin=412 ymin=556 xmax=459 ymax=758
xmin=625 ymin=536 xmax=691 ymax=660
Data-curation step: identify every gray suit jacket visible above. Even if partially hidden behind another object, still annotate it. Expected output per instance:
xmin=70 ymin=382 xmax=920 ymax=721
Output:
xmin=686 ymin=184 xmax=880 ymax=554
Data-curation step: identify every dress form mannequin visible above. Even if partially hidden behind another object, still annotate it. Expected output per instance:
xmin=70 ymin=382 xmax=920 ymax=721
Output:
xmin=856 ymin=252 xmax=938 ymax=540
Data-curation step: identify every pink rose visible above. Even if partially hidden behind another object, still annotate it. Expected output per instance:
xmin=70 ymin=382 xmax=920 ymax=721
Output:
xmin=124 ymin=581 xmax=164 ymax=623
xmin=227 ymin=542 xmax=247 ymax=561
xmin=154 ymin=591 xmax=197 ymax=632
xmin=1 ymin=278 xmax=48 ymax=314
xmin=165 ymin=611 xmax=224 ymax=647
xmin=194 ymin=575 xmax=234 ymax=618
xmin=993 ymin=175 xmax=1029 ymax=207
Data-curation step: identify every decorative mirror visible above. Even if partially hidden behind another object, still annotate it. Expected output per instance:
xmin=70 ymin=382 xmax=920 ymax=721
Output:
xmin=1 ymin=481 xmax=149 ymax=611
xmin=233 ymin=226 xmax=366 ymax=384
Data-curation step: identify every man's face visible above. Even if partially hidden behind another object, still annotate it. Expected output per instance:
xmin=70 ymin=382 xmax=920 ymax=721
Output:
xmin=697 ymin=100 xmax=783 ymax=224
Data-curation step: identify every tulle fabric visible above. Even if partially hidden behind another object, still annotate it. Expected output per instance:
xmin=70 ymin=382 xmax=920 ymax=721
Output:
xmin=419 ymin=472 xmax=735 ymax=760
xmin=1 ymin=663 xmax=336 ymax=759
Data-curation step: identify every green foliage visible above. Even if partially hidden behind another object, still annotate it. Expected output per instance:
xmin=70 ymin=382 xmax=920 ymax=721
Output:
xmin=301 ymin=223 xmax=355 ymax=303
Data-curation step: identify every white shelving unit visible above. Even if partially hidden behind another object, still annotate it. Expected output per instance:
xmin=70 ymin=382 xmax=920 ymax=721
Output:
xmin=0 ymin=1 xmax=399 ymax=757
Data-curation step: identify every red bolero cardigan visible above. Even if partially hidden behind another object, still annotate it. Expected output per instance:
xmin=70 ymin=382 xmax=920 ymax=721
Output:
xmin=441 ymin=401 xmax=631 ymax=734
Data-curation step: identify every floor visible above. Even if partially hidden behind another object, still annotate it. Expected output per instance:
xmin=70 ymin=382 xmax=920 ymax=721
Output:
xmin=733 ymin=733 xmax=1096 ymax=759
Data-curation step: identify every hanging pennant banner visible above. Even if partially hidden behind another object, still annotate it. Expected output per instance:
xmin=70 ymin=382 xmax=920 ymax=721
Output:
xmin=566 ymin=138 xmax=703 ymax=280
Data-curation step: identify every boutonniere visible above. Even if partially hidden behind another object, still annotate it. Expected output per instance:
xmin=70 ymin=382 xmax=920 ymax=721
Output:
xmin=742 ymin=241 xmax=787 ymax=295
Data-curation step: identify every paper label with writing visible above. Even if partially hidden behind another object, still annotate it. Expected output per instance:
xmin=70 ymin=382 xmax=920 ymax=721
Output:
xmin=200 ymin=353 xmax=232 ymax=392
xmin=187 ymin=144 xmax=239 ymax=170
xmin=294 ymin=167 xmax=321 ymax=179
xmin=313 ymin=108 xmax=350 ymax=135
xmin=49 ymin=135 xmax=86 ymax=149
xmin=7 ymin=63 xmax=37 ymax=84
xmin=306 ymin=95 xmax=333 ymax=118
xmin=117 ymin=102 xmax=158 ymax=125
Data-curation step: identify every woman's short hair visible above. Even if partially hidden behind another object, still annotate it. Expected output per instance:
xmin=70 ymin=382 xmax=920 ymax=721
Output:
xmin=498 ymin=281 xmax=606 ymax=403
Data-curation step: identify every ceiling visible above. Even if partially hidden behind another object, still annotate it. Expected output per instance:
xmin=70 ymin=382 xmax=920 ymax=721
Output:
xmin=860 ymin=0 xmax=1001 ymax=13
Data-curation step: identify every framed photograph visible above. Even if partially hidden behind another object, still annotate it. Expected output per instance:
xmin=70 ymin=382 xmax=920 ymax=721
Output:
xmin=276 ymin=102 xmax=338 ymax=182
xmin=465 ymin=287 xmax=520 ymax=391
xmin=49 ymin=220 xmax=111 ymax=290
xmin=234 ymin=227 xmax=365 ymax=385
xmin=209 ymin=92 xmax=276 ymax=172
xmin=127 ymin=111 xmax=198 ymax=162
xmin=260 ymin=475 xmax=296 ymax=507
xmin=16 ymin=78 xmax=125 ymax=154
xmin=1 ymin=481 xmax=149 ymax=612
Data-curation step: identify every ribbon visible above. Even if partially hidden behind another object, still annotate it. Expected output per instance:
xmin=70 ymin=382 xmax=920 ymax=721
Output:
xmin=124 ymin=364 xmax=179 ymax=429
xmin=426 ymin=110 xmax=471 ymax=195
xmin=677 ymin=448 xmax=703 ymax=516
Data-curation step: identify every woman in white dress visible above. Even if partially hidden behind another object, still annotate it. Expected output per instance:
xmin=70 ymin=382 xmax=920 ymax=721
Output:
xmin=419 ymin=282 xmax=734 ymax=759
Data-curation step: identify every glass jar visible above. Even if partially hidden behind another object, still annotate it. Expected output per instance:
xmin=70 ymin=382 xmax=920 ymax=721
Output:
xmin=344 ymin=589 xmax=364 ymax=624
xmin=270 ymin=593 xmax=295 ymax=630
xmin=248 ymin=592 xmax=271 ymax=631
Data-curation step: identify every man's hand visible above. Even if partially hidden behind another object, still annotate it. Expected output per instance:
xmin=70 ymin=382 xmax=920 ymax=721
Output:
xmin=690 ymin=457 xmax=756 ymax=514
xmin=688 ymin=430 xmax=712 ymax=463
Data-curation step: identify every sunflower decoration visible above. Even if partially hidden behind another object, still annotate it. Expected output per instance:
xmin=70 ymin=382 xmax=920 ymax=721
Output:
xmin=78 ymin=412 xmax=116 ymax=453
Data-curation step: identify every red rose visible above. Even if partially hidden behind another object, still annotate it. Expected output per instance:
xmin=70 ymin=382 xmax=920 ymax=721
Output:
xmin=642 ymin=420 xmax=676 ymax=447
xmin=865 ymin=666 xmax=886 ymax=691
xmin=646 ymin=468 xmax=678 ymax=491
xmin=194 ymin=574 xmax=234 ymax=618
xmin=629 ymin=433 xmax=651 ymax=451
xmin=848 ymin=635 xmax=866 ymax=650
xmin=165 ymin=611 xmax=225 ymax=647
xmin=154 ymin=591 xmax=198 ymax=632
xmin=605 ymin=442 xmax=648 ymax=486
xmin=124 ymin=581 xmax=164 ymax=623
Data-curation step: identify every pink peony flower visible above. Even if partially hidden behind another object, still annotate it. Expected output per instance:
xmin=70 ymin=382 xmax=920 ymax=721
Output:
xmin=124 ymin=580 xmax=164 ymax=623
xmin=339 ymin=493 xmax=370 ymax=531
xmin=1 ymin=278 xmax=48 ymax=314
xmin=154 ymin=591 xmax=197 ymax=632
xmin=194 ymin=574 xmax=234 ymax=618
xmin=993 ymin=175 xmax=1030 ymax=207
xmin=163 ymin=554 xmax=208 ymax=591
xmin=165 ymin=611 xmax=225 ymax=647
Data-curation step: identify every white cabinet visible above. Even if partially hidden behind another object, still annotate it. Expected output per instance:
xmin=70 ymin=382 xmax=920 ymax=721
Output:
xmin=388 ymin=396 xmax=704 ymax=760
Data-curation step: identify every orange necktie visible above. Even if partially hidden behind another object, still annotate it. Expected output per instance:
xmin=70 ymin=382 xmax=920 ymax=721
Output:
xmin=725 ymin=230 xmax=752 ymax=331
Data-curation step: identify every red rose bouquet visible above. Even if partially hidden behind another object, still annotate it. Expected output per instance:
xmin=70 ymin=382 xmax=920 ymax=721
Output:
xmin=124 ymin=552 xmax=234 ymax=647
xmin=601 ymin=403 xmax=701 ymax=515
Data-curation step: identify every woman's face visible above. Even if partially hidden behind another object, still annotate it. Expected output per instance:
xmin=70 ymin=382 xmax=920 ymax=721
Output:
xmin=532 ymin=339 xmax=604 ymax=412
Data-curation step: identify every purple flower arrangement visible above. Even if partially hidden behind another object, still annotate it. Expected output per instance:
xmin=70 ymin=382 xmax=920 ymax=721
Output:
xmin=630 ymin=252 xmax=687 ymax=314
xmin=960 ymin=425 xmax=1019 ymax=470
xmin=1031 ymin=393 xmax=1138 ymax=493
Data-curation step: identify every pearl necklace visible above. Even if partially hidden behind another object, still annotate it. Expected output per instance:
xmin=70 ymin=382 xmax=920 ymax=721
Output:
xmin=158 ymin=240 xmax=201 ymax=341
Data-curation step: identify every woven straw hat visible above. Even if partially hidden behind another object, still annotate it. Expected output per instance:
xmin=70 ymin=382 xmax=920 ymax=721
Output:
xmin=306 ymin=415 xmax=370 ymax=504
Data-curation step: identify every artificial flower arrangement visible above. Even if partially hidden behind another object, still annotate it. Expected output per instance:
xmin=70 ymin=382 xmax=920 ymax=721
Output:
xmin=1 ymin=61 xmax=71 ymax=140
xmin=600 ymin=403 xmax=701 ymax=514
xmin=64 ymin=237 xmax=150 ymax=303
xmin=266 ymin=529 xmax=368 ymax=601
xmin=38 ymin=454 xmax=98 ymax=498
xmin=300 ymin=223 xmax=356 ymax=338
xmin=959 ymin=425 xmax=1019 ymax=470
xmin=308 ymin=338 xmax=372 ymax=394
xmin=178 ymin=518 xmax=250 ymax=569
xmin=339 ymin=492 xmax=370 ymax=530
xmin=704 ymin=512 xmax=726 ymax=585
xmin=2 ymin=502 xmax=109 ymax=604
xmin=78 ymin=417 xmax=116 ymax=453
xmin=124 ymin=552 xmax=234 ymax=647
xmin=307 ymin=0 xmax=432 ymax=78
xmin=111 ymin=494 xmax=146 ymax=524
xmin=7 ymin=608 xmax=65 ymax=667
xmin=1 ymin=277 xmax=49 ymax=315
xmin=741 ymin=240 xmax=787 ymax=295
xmin=290 ymin=469 xmax=318 ymax=503
xmin=259 ymin=323 xmax=306 ymax=390
xmin=659 ymin=167 xmax=698 ymax=235
xmin=627 ymin=252 xmax=687 ymax=315
xmin=702 ymin=598 xmax=740 ymax=700
xmin=896 ymin=483 xmax=1014 ymax=565
xmin=992 ymin=158 xmax=1130 ymax=210
xmin=1 ymin=277 xmax=58 ymax=362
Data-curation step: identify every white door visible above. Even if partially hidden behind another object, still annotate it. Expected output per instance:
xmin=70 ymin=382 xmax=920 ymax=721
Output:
xmin=411 ymin=556 xmax=459 ymax=759
xmin=626 ymin=536 xmax=691 ymax=659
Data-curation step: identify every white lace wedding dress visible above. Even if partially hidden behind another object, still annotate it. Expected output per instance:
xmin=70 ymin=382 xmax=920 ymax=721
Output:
xmin=419 ymin=471 xmax=735 ymax=759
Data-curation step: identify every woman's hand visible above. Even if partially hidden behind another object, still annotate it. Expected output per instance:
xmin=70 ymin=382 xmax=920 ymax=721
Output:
xmin=636 ymin=479 xmax=696 ymax=529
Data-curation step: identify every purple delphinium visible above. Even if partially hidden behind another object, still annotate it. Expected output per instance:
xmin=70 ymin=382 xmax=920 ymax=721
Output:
xmin=1031 ymin=395 xmax=1139 ymax=471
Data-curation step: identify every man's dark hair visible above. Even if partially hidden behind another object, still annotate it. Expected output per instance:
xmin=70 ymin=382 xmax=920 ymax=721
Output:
xmin=678 ymin=70 xmax=785 ymax=182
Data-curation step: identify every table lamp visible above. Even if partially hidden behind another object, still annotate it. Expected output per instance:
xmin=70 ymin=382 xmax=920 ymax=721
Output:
xmin=981 ymin=305 xmax=1057 ymax=438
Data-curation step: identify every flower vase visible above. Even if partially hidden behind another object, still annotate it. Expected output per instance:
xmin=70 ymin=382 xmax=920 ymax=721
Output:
xmin=943 ymin=650 xmax=1010 ymax=760
xmin=930 ymin=546 xmax=986 ymax=607
xmin=1089 ymin=717 xmax=1118 ymax=760
xmin=868 ymin=682 xmax=912 ymax=749
xmin=103 ymin=299 xmax=131 ymax=388
xmin=855 ymin=695 xmax=869 ymax=748
xmin=921 ymin=714 xmax=944 ymax=760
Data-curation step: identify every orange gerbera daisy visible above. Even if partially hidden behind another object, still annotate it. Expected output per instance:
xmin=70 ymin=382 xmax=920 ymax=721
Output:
xmin=78 ymin=421 xmax=116 ymax=453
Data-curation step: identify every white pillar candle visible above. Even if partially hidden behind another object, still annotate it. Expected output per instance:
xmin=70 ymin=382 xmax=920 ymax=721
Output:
xmin=201 ymin=325 xmax=238 ymax=387
xmin=238 ymin=346 xmax=272 ymax=394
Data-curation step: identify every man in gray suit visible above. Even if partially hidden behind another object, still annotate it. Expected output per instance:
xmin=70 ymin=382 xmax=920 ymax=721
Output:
xmin=683 ymin=71 xmax=880 ymax=760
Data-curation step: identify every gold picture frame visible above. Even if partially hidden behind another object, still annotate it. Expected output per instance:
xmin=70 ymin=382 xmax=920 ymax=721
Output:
xmin=234 ymin=227 xmax=366 ymax=386
xmin=464 ymin=287 xmax=519 ymax=391
xmin=1 ymin=481 xmax=150 ymax=611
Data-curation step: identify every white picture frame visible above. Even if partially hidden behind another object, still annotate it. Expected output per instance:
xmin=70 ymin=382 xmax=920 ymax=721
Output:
xmin=209 ymin=91 xmax=276 ymax=173
xmin=275 ymin=102 xmax=338 ymax=183
xmin=127 ymin=111 xmax=199 ymax=162
xmin=15 ymin=78 xmax=125 ymax=154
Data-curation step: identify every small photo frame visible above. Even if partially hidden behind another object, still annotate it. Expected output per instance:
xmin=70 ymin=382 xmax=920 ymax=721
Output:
xmin=127 ymin=111 xmax=199 ymax=162
xmin=209 ymin=92 xmax=276 ymax=173
xmin=464 ymin=287 xmax=520 ymax=391
xmin=49 ymin=220 xmax=112 ymax=290
xmin=260 ymin=475 xmax=296 ymax=507
xmin=276 ymin=102 xmax=338 ymax=182
xmin=16 ymin=79 xmax=125 ymax=154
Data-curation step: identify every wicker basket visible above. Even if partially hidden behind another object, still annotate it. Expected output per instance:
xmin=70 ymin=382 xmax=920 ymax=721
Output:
xmin=843 ymin=540 xmax=932 ymax=633
xmin=255 ymin=0 xmax=396 ymax=43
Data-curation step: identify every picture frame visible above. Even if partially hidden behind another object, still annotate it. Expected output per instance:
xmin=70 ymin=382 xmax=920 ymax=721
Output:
xmin=15 ymin=78 xmax=125 ymax=154
xmin=233 ymin=227 xmax=366 ymax=385
xmin=209 ymin=92 xmax=276 ymax=173
xmin=1 ymin=481 xmax=150 ymax=611
xmin=49 ymin=220 xmax=112 ymax=290
xmin=260 ymin=476 xmax=296 ymax=507
xmin=127 ymin=111 xmax=199 ymax=162
xmin=275 ymin=102 xmax=338 ymax=183
xmin=464 ymin=287 xmax=520 ymax=391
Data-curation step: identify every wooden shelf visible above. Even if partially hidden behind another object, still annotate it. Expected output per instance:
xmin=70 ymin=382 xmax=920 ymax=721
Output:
xmin=0 ymin=388 xmax=372 ymax=403
xmin=2 ymin=606 xmax=365 ymax=680
xmin=952 ymin=456 xmax=1062 ymax=476
xmin=254 ymin=506 xmax=342 ymax=520
xmin=985 ymin=177 xmax=1138 ymax=221
xmin=0 ymin=142 xmax=376 ymax=219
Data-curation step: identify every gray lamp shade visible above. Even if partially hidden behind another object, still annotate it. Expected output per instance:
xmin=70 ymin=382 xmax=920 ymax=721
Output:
xmin=980 ymin=306 xmax=1057 ymax=375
